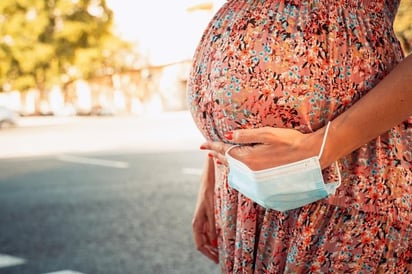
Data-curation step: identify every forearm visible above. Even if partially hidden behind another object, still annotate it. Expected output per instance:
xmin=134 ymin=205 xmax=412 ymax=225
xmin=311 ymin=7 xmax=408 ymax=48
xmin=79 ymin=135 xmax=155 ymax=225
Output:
xmin=199 ymin=155 xmax=216 ymax=193
xmin=321 ymin=53 xmax=412 ymax=167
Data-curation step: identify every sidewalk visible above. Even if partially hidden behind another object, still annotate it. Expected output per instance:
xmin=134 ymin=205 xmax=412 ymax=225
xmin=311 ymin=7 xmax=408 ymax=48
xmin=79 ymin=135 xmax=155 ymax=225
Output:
xmin=0 ymin=111 xmax=205 ymax=159
xmin=15 ymin=116 xmax=79 ymax=128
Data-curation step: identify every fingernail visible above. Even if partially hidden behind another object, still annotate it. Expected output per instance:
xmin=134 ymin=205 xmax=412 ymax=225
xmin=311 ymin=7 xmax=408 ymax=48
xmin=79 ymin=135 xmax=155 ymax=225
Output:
xmin=211 ymin=239 xmax=218 ymax=247
xmin=208 ymin=153 xmax=214 ymax=158
xmin=216 ymin=159 xmax=223 ymax=165
xmin=224 ymin=131 xmax=233 ymax=140
xmin=200 ymin=145 xmax=207 ymax=150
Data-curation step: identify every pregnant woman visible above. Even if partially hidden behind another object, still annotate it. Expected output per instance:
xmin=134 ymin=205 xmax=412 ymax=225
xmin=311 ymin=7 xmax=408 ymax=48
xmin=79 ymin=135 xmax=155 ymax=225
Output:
xmin=187 ymin=1 xmax=412 ymax=273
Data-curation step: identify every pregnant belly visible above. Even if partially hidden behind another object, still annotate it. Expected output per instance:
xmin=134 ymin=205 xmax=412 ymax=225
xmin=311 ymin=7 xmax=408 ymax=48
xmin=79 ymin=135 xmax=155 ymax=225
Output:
xmin=186 ymin=0 xmax=403 ymax=142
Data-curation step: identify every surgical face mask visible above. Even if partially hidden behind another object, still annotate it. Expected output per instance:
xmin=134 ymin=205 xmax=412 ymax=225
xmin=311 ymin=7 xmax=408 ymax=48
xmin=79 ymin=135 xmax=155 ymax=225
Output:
xmin=225 ymin=122 xmax=341 ymax=212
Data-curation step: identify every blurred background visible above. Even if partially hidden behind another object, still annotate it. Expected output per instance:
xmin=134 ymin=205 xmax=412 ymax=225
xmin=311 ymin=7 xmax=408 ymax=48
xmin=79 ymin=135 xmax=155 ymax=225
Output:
xmin=0 ymin=0 xmax=410 ymax=274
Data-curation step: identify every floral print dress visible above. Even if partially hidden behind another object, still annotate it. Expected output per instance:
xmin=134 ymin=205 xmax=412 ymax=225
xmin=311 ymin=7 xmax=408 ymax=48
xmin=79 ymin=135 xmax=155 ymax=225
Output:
xmin=187 ymin=0 xmax=412 ymax=273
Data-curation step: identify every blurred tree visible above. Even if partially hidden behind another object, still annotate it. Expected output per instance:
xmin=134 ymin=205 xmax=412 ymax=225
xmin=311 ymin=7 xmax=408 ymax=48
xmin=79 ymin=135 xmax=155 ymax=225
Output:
xmin=0 ymin=0 xmax=133 ymax=112
xmin=394 ymin=0 xmax=412 ymax=54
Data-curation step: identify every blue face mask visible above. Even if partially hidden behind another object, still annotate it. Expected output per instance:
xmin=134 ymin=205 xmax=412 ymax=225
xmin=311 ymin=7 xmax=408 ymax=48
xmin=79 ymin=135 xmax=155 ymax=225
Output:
xmin=225 ymin=122 xmax=341 ymax=212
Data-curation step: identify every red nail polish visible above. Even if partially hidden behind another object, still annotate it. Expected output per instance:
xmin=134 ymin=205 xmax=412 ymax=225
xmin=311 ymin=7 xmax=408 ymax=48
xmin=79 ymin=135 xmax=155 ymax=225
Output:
xmin=211 ymin=239 xmax=218 ymax=247
xmin=216 ymin=159 xmax=223 ymax=165
xmin=208 ymin=153 xmax=214 ymax=158
xmin=224 ymin=131 xmax=233 ymax=140
xmin=200 ymin=145 xmax=207 ymax=150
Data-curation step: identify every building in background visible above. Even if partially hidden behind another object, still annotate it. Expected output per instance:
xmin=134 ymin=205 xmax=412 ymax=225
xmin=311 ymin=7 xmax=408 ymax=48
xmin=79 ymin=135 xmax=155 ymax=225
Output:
xmin=0 ymin=1 xmax=222 ymax=116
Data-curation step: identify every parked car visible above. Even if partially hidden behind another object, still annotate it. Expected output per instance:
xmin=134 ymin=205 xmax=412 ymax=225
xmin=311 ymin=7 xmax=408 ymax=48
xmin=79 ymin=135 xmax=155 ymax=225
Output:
xmin=90 ymin=105 xmax=115 ymax=116
xmin=0 ymin=106 xmax=18 ymax=129
xmin=76 ymin=105 xmax=115 ymax=116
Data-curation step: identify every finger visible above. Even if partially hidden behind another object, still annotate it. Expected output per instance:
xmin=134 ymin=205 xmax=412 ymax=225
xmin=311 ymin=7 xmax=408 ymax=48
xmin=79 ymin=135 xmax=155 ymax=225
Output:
xmin=198 ymin=244 xmax=219 ymax=264
xmin=204 ymin=150 xmax=228 ymax=167
xmin=201 ymin=141 xmax=232 ymax=156
xmin=205 ymin=202 xmax=217 ymax=247
xmin=205 ymin=244 xmax=219 ymax=263
xmin=192 ymin=217 xmax=219 ymax=264
xmin=193 ymin=230 xmax=219 ymax=263
xmin=229 ymin=127 xmax=275 ymax=144
xmin=202 ymin=142 xmax=244 ymax=166
xmin=211 ymin=152 xmax=228 ymax=167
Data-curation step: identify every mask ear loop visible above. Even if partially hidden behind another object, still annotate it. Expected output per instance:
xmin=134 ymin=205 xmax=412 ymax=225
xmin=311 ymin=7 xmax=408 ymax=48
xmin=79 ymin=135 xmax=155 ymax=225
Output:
xmin=225 ymin=145 xmax=240 ymax=157
xmin=318 ymin=122 xmax=342 ymax=188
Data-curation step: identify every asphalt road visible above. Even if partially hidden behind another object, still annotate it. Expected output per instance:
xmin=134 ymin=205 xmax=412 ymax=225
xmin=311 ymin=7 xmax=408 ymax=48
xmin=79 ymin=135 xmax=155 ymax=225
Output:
xmin=0 ymin=112 xmax=220 ymax=274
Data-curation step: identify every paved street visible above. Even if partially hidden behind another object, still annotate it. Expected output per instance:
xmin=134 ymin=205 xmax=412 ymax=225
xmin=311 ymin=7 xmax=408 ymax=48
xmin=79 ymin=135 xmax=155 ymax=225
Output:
xmin=0 ymin=112 xmax=220 ymax=274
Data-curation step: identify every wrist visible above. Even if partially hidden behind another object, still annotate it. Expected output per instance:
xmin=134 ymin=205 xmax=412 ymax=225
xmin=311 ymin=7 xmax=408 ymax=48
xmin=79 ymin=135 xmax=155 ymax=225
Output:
xmin=318 ymin=122 xmax=341 ymax=169
xmin=307 ymin=123 xmax=335 ymax=169
xmin=200 ymin=155 xmax=216 ymax=188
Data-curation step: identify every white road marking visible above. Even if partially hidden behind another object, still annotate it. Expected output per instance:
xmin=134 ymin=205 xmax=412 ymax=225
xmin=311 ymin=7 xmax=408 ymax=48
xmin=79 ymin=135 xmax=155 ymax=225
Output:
xmin=42 ymin=270 xmax=87 ymax=274
xmin=57 ymin=155 xmax=129 ymax=169
xmin=182 ymin=168 xmax=202 ymax=176
xmin=0 ymin=254 xmax=26 ymax=269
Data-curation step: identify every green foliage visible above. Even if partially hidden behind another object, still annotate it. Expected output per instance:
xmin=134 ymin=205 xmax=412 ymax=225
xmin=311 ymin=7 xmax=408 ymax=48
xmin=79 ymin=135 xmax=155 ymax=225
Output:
xmin=394 ymin=0 xmax=412 ymax=53
xmin=0 ymin=0 xmax=133 ymax=93
xmin=2 ymin=0 xmax=406 ymax=98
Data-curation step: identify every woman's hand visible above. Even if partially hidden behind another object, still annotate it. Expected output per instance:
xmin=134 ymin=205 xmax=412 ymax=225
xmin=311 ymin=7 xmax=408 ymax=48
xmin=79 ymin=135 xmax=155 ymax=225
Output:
xmin=201 ymin=126 xmax=330 ymax=171
xmin=192 ymin=156 xmax=219 ymax=264
xmin=201 ymin=54 xmax=412 ymax=172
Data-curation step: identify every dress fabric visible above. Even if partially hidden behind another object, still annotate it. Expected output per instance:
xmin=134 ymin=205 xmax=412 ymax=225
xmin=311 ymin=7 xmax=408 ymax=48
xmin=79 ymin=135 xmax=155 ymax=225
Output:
xmin=187 ymin=0 xmax=412 ymax=273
